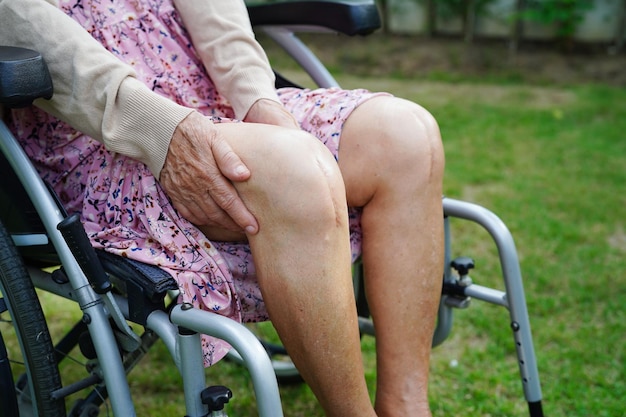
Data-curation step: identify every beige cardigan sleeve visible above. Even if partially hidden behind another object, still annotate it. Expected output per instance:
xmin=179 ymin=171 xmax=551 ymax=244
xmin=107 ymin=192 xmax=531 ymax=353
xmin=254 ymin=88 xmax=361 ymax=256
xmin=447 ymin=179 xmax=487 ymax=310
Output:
xmin=0 ymin=0 xmax=194 ymax=178
xmin=173 ymin=0 xmax=280 ymax=119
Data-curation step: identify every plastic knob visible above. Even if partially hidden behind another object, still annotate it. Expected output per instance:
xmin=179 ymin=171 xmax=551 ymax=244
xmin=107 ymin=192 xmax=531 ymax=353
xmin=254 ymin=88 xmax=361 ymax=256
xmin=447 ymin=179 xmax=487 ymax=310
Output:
xmin=451 ymin=257 xmax=475 ymax=276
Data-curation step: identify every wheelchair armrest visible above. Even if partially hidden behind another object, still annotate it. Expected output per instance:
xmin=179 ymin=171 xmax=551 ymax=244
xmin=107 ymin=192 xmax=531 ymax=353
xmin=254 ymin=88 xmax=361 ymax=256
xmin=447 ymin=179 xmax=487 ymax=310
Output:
xmin=97 ymin=250 xmax=178 ymax=303
xmin=97 ymin=250 xmax=179 ymax=325
xmin=0 ymin=46 xmax=53 ymax=108
xmin=247 ymin=0 xmax=381 ymax=36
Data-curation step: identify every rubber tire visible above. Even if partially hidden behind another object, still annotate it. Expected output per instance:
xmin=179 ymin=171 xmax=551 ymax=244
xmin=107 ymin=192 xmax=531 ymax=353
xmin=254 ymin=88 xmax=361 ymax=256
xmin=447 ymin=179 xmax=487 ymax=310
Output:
xmin=0 ymin=219 xmax=66 ymax=417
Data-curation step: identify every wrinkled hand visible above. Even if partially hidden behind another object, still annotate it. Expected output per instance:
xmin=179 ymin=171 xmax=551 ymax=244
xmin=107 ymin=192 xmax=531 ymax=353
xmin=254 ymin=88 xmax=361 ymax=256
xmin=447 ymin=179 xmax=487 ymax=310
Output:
xmin=244 ymin=98 xmax=299 ymax=129
xmin=159 ymin=111 xmax=258 ymax=236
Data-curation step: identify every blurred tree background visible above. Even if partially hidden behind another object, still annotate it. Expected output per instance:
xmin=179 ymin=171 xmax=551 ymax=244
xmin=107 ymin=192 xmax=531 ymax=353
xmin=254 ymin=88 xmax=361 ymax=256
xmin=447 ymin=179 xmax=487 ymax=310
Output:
xmin=374 ymin=0 xmax=624 ymax=52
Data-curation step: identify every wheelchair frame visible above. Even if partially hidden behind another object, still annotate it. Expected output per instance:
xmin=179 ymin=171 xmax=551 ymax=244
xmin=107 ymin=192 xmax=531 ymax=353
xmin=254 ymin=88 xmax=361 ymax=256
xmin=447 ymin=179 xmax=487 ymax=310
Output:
xmin=0 ymin=1 xmax=544 ymax=416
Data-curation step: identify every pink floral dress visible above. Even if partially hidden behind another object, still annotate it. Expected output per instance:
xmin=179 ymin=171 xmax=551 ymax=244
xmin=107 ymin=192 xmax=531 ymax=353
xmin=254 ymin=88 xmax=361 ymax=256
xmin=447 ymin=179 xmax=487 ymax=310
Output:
xmin=9 ymin=0 xmax=385 ymax=366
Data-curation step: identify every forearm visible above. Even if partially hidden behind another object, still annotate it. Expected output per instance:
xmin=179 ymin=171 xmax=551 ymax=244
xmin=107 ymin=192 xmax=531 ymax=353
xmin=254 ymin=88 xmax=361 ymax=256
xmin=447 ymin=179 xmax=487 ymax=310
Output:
xmin=0 ymin=0 xmax=193 ymax=177
xmin=174 ymin=0 xmax=280 ymax=119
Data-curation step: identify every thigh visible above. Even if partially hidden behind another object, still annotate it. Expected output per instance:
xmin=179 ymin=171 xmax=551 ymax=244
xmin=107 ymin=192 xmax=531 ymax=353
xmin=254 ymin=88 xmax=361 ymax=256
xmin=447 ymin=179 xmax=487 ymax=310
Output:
xmin=211 ymin=121 xmax=337 ymax=192
xmin=278 ymin=87 xmax=390 ymax=159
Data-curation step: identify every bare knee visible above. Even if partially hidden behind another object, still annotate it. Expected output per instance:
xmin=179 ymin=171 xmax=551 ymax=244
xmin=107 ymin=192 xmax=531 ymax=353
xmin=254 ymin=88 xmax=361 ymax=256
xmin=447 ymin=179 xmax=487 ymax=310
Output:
xmin=388 ymin=98 xmax=445 ymax=185
xmin=340 ymin=96 xmax=445 ymax=206
xmin=241 ymin=129 xmax=348 ymax=233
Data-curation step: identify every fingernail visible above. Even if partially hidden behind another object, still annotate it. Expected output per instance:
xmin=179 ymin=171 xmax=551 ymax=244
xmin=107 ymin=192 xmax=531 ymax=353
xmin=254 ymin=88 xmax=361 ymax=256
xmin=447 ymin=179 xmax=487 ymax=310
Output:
xmin=235 ymin=165 xmax=248 ymax=176
xmin=245 ymin=225 xmax=257 ymax=234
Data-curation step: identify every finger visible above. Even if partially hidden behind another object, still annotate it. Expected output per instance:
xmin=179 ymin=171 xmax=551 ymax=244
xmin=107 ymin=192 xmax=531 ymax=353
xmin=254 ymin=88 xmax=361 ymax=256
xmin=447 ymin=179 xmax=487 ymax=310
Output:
xmin=210 ymin=134 xmax=251 ymax=183
xmin=207 ymin=135 xmax=259 ymax=234
xmin=169 ymin=185 xmax=242 ymax=232
xmin=244 ymin=99 xmax=299 ymax=129
xmin=206 ymin=172 xmax=259 ymax=234
xmin=163 ymin=113 xmax=258 ymax=234
xmin=171 ymin=199 xmax=203 ymax=225
xmin=275 ymin=111 xmax=299 ymax=129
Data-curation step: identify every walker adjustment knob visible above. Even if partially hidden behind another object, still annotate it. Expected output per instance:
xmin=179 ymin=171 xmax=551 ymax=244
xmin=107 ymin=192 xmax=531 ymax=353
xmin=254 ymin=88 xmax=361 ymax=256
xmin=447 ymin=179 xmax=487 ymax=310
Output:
xmin=201 ymin=385 xmax=233 ymax=413
xmin=451 ymin=256 xmax=475 ymax=279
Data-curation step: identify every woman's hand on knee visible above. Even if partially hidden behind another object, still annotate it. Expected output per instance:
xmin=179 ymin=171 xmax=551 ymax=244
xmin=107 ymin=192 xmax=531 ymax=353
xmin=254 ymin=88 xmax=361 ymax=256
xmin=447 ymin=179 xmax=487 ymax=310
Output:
xmin=244 ymin=98 xmax=299 ymax=129
xmin=159 ymin=111 xmax=259 ymax=235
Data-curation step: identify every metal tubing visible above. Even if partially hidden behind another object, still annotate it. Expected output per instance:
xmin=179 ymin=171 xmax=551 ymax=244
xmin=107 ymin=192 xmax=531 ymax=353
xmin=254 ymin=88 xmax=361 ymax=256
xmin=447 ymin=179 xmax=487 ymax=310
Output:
xmin=443 ymin=214 xmax=453 ymax=282
xmin=433 ymin=214 xmax=455 ymax=347
xmin=0 ymin=122 xmax=136 ymax=416
xmin=260 ymin=26 xmax=339 ymax=88
xmin=33 ymin=269 xmax=184 ymax=385
xmin=11 ymin=233 xmax=48 ymax=246
xmin=76 ymin=286 xmax=136 ymax=416
xmin=110 ymin=294 xmax=182 ymax=373
xmin=145 ymin=309 xmax=181 ymax=371
xmin=28 ymin=267 xmax=76 ymax=300
xmin=358 ymin=316 xmax=375 ymax=336
xmin=177 ymin=329 xmax=208 ymax=417
xmin=432 ymin=297 xmax=454 ymax=347
xmin=443 ymin=197 xmax=543 ymax=404
xmin=464 ymin=284 xmax=508 ymax=307
xmin=170 ymin=305 xmax=284 ymax=417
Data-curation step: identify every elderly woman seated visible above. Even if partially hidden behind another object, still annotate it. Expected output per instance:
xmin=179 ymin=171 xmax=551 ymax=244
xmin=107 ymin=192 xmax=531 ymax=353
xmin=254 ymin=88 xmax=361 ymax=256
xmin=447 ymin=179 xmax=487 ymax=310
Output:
xmin=0 ymin=1 xmax=445 ymax=416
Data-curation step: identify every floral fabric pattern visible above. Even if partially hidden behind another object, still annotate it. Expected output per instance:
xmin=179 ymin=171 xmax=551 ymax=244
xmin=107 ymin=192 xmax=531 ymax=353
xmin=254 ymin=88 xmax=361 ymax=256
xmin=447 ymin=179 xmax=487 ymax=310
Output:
xmin=9 ymin=0 xmax=385 ymax=366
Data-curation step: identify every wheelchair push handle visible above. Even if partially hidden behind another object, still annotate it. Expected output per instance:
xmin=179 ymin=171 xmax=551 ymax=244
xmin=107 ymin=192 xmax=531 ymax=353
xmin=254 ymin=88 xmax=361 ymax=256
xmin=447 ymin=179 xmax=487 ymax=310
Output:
xmin=57 ymin=213 xmax=112 ymax=294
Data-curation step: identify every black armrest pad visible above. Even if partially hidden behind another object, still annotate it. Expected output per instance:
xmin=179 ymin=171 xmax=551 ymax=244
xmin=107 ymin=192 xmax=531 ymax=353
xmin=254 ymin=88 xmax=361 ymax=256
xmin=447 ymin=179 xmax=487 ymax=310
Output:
xmin=0 ymin=46 xmax=53 ymax=108
xmin=97 ymin=250 xmax=178 ymax=302
xmin=248 ymin=0 xmax=381 ymax=36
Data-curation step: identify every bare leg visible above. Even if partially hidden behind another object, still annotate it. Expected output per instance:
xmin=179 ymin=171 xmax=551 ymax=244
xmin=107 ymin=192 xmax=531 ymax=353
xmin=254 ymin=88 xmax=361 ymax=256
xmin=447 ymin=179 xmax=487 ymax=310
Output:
xmin=338 ymin=97 xmax=445 ymax=417
xmin=206 ymin=123 xmax=376 ymax=417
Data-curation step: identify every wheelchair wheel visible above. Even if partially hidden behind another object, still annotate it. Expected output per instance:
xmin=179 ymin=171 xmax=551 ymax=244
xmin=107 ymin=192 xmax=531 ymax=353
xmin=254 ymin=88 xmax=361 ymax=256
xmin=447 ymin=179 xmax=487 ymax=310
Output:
xmin=0 ymin=220 xmax=66 ymax=417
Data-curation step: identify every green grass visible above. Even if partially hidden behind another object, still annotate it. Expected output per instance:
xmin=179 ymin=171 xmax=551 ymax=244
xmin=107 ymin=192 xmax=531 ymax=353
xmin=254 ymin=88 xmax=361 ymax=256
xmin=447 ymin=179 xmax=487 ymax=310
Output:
xmin=408 ymin=82 xmax=626 ymax=417
xmin=5 ymin=41 xmax=626 ymax=416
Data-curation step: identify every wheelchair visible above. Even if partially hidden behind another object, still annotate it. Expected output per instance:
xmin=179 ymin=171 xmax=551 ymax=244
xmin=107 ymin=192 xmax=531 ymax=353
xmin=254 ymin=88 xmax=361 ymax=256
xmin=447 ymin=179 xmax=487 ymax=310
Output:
xmin=0 ymin=1 xmax=544 ymax=416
